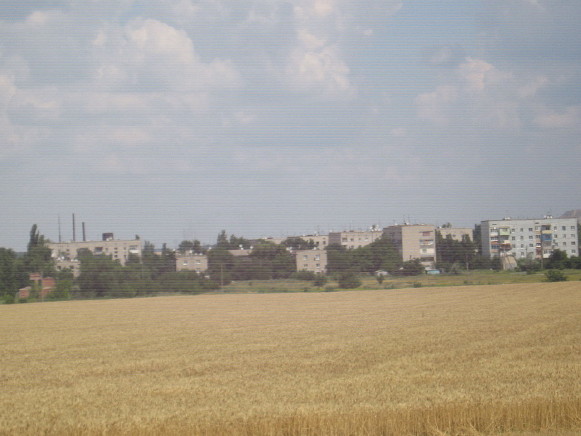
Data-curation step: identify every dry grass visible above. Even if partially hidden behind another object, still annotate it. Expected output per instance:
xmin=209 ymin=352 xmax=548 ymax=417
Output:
xmin=1 ymin=282 xmax=580 ymax=435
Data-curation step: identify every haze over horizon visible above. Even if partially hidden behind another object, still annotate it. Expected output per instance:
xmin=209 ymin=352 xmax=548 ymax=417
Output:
xmin=2 ymin=1 xmax=580 ymax=251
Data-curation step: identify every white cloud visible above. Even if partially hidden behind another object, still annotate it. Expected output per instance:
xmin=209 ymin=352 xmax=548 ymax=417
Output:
xmin=458 ymin=57 xmax=512 ymax=92
xmin=93 ymin=18 xmax=240 ymax=93
xmin=416 ymin=58 xmax=519 ymax=128
xmin=286 ymin=29 xmax=354 ymax=98
xmin=535 ymin=106 xmax=581 ymax=129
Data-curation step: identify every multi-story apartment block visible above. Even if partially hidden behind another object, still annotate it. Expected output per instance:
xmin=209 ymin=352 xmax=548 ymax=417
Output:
xmin=175 ymin=254 xmax=208 ymax=273
xmin=294 ymin=250 xmax=327 ymax=274
xmin=328 ymin=229 xmax=383 ymax=250
xmin=481 ymin=217 xmax=578 ymax=259
xmin=437 ymin=227 xmax=473 ymax=241
xmin=48 ymin=234 xmax=142 ymax=275
xmin=301 ymin=234 xmax=329 ymax=249
xmin=383 ymin=224 xmax=437 ymax=268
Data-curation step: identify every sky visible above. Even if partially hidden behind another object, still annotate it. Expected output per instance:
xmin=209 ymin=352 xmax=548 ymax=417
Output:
xmin=1 ymin=0 xmax=580 ymax=251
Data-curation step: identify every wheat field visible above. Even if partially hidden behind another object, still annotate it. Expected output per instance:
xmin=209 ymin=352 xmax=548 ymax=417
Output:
xmin=1 ymin=282 xmax=580 ymax=435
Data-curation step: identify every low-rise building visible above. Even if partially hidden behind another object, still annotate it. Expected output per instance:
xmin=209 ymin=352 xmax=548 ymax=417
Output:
xmin=480 ymin=217 xmax=578 ymax=259
xmin=294 ymin=250 xmax=327 ymax=274
xmin=383 ymin=224 xmax=437 ymax=268
xmin=176 ymin=253 xmax=208 ymax=273
xmin=18 ymin=273 xmax=56 ymax=300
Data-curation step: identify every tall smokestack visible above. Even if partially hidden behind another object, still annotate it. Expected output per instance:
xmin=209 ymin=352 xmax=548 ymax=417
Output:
xmin=82 ymin=222 xmax=86 ymax=242
xmin=58 ymin=215 xmax=62 ymax=243
xmin=72 ymin=214 xmax=76 ymax=242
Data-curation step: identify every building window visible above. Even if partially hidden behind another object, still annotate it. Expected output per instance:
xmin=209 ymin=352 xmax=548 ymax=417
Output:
xmin=562 ymin=226 xmax=566 ymax=231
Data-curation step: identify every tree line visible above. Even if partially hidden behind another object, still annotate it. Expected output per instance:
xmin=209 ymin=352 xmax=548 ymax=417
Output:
xmin=2 ymin=224 xmax=581 ymax=302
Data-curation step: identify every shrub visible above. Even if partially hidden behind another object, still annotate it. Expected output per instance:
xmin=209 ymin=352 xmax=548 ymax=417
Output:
xmin=338 ymin=272 xmax=361 ymax=289
xmin=545 ymin=270 xmax=568 ymax=282
xmin=313 ymin=275 xmax=327 ymax=287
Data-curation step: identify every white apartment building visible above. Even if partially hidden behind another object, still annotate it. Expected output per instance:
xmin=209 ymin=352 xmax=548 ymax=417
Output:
xmin=481 ymin=217 xmax=578 ymax=259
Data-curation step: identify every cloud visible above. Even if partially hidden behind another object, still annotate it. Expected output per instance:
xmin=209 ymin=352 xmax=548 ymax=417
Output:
xmin=416 ymin=57 xmax=519 ymax=128
xmin=535 ymin=106 xmax=581 ymax=129
xmin=286 ymin=29 xmax=354 ymax=98
xmin=93 ymin=18 xmax=240 ymax=93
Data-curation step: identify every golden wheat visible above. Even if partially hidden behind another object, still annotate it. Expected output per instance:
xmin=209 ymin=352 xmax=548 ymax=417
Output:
xmin=1 ymin=282 xmax=580 ymax=435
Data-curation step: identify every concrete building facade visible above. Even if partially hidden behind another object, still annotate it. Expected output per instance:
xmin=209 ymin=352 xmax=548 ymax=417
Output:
xmin=301 ymin=234 xmax=329 ymax=249
xmin=294 ymin=250 xmax=327 ymax=274
xmin=328 ymin=229 xmax=383 ymax=250
xmin=481 ymin=217 xmax=578 ymax=259
xmin=48 ymin=234 xmax=142 ymax=270
xmin=383 ymin=224 xmax=437 ymax=268
xmin=176 ymin=254 xmax=208 ymax=273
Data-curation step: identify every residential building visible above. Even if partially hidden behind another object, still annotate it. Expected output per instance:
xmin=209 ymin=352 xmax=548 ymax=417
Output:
xmin=260 ymin=237 xmax=286 ymax=245
xmin=301 ymin=234 xmax=329 ymax=249
xmin=228 ymin=248 xmax=252 ymax=257
xmin=328 ymin=228 xmax=383 ymax=250
xmin=383 ymin=224 xmax=437 ymax=268
xmin=294 ymin=250 xmax=327 ymax=274
xmin=261 ymin=234 xmax=329 ymax=249
xmin=481 ymin=217 xmax=578 ymax=259
xmin=48 ymin=233 xmax=142 ymax=271
xmin=176 ymin=254 xmax=208 ymax=273
xmin=437 ymin=227 xmax=473 ymax=241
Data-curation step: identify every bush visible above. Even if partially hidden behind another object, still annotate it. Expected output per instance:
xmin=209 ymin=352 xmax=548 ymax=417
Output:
xmin=292 ymin=270 xmax=317 ymax=281
xmin=544 ymin=269 xmax=568 ymax=282
xmin=2 ymin=294 xmax=15 ymax=304
xmin=338 ymin=272 xmax=361 ymax=289
xmin=313 ymin=275 xmax=327 ymax=287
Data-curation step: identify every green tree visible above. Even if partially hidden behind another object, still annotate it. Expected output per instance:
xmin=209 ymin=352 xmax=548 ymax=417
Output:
xmin=207 ymin=249 xmax=235 ymax=285
xmin=250 ymin=241 xmax=295 ymax=279
xmin=178 ymin=240 xmax=204 ymax=254
xmin=545 ymin=249 xmax=568 ymax=270
xmin=24 ymin=224 xmax=54 ymax=277
xmin=77 ymin=249 xmax=123 ymax=298
xmin=282 ymin=237 xmax=315 ymax=250
xmin=0 ymin=248 xmax=19 ymax=297
xmin=326 ymin=244 xmax=352 ymax=273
